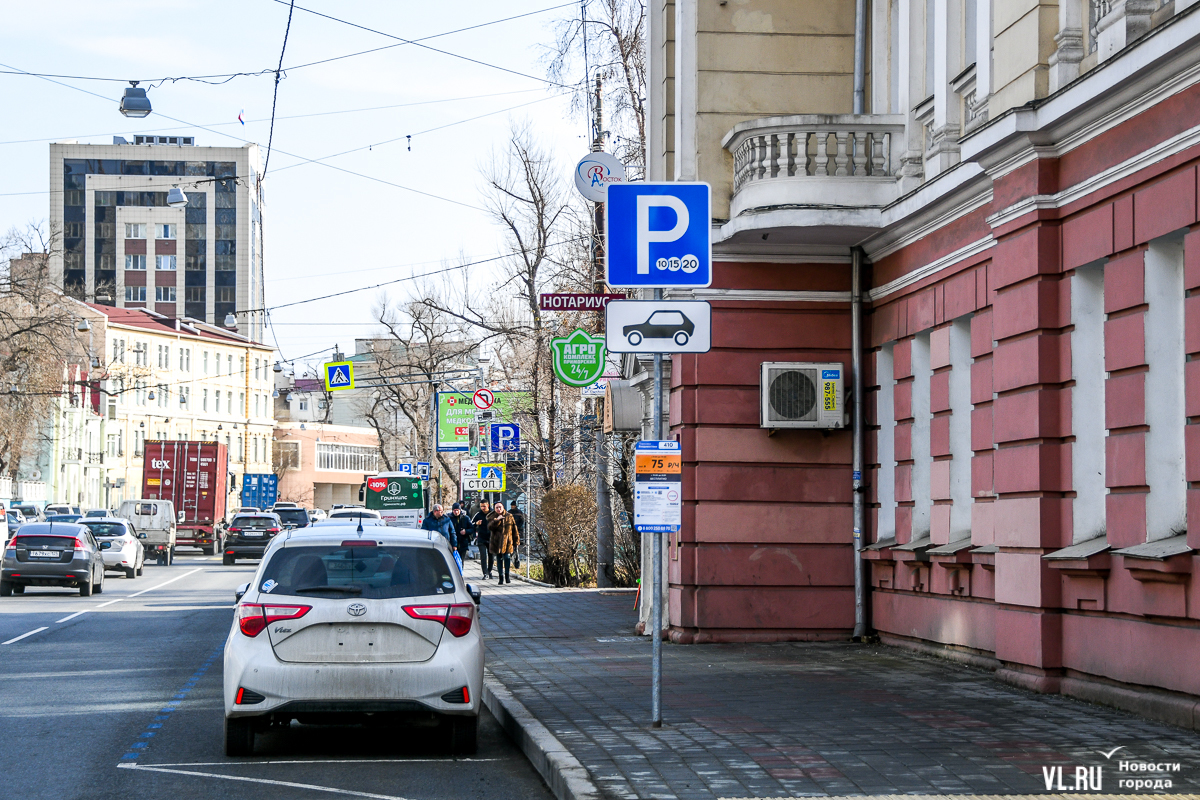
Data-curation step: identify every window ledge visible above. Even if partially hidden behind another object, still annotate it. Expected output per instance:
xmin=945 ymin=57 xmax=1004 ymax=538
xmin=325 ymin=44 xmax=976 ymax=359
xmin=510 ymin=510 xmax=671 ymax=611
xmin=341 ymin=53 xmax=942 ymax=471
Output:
xmin=970 ymin=544 xmax=998 ymax=568
xmin=928 ymin=539 xmax=976 ymax=564
xmin=1112 ymin=535 xmax=1194 ymax=581
xmin=862 ymin=537 xmax=896 ymax=562
xmin=1044 ymin=536 xmax=1112 ymax=572
xmin=1112 ymin=534 xmax=1192 ymax=561
xmin=893 ymin=535 xmax=934 ymax=562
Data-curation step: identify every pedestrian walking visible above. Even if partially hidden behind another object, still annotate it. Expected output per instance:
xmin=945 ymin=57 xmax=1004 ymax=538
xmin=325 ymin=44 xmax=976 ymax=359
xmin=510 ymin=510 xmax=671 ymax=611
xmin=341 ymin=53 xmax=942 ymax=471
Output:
xmin=473 ymin=501 xmax=493 ymax=578
xmin=488 ymin=500 xmax=520 ymax=585
xmin=509 ymin=504 xmax=526 ymax=569
xmin=450 ymin=503 xmax=472 ymax=563
xmin=421 ymin=504 xmax=456 ymax=546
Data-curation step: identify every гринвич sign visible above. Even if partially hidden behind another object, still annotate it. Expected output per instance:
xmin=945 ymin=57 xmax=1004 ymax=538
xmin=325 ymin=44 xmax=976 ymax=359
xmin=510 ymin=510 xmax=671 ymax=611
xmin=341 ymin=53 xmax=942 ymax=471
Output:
xmin=539 ymin=293 xmax=626 ymax=311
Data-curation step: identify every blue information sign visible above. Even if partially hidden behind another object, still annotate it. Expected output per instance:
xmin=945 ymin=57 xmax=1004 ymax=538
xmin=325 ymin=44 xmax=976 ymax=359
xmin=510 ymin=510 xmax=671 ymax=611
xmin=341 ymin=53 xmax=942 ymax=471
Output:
xmin=490 ymin=423 xmax=520 ymax=453
xmin=605 ymin=182 xmax=712 ymax=288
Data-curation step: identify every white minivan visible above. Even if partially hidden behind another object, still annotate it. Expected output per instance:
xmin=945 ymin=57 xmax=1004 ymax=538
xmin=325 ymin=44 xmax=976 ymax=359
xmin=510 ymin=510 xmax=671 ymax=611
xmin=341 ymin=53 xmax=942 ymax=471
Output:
xmin=117 ymin=499 xmax=178 ymax=565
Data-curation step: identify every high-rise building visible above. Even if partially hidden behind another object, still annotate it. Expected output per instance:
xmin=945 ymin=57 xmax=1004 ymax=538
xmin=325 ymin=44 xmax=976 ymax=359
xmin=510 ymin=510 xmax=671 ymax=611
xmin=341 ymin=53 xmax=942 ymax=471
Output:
xmin=49 ymin=137 xmax=265 ymax=342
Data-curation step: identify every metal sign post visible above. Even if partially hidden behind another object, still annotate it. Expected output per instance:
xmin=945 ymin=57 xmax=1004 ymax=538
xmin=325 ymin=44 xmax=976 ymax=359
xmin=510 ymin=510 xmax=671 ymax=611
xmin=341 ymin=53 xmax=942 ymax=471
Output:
xmin=635 ymin=435 xmax=679 ymax=729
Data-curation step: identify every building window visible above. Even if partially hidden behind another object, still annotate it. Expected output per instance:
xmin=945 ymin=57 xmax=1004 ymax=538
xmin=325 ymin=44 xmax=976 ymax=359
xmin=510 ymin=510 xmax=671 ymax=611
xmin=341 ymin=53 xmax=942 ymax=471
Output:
xmin=155 ymin=286 xmax=177 ymax=302
xmin=107 ymin=432 xmax=121 ymax=456
xmin=186 ymin=287 xmax=204 ymax=303
xmin=125 ymin=286 xmax=146 ymax=302
xmin=316 ymin=443 xmax=380 ymax=473
xmin=125 ymin=254 xmax=147 ymax=270
xmin=227 ymin=354 xmax=232 ymax=376
xmin=215 ymin=352 xmax=222 ymax=376
xmin=125 ymin=223 xmax=146 ymax=239
xmin=157 ymin=384 xmax=169 ymax=408
xmin=134 ymin=430 xmax=145 ymax=456
xmin=156 ymin=255 xmax=177 ymax=270
xmin=135 ymin=342 xmax=148 ymax=366
xmin=236 ymin=435 xmax=244 ymax=462
xmin=275 ymin=440 xmax=300 ymax=471
xmin=254 ymin=358 xmax=260 ymax=380
xmin=911 ymin=332 xmax=932 ymax=539
xmin=239 ymin=391 xmax=245 ymax=413
xmin=157 ymin=224 xmax=176 ymax=239
xmin=254 ymin=395 xmax=260 ymax=417
xmin=179 ymin=386 xmax=190 ymax=409
xmin=202 ymin=388 xmax=208 ymax=412
xmin=1144 ymin=240 xmax=1186 ymax=541
xmin=203 ymin=351 xmax=209 ymax=375
xmin=253 ymin=437 xmax=259 ymax=462
xmin=299 ymin=399 xmax=308 ymax=412
xmin=179 ymin=347 xmax=190 ymax=372
xmin=240 ymin=356 xmax=246 ymax=380
xmin=216 ymin=287 xmax=235 ymax=303
xmin=945 ymin=317 xmax=973 ymax=541
xmin=875 ymin=344 xmax=896 ymax=542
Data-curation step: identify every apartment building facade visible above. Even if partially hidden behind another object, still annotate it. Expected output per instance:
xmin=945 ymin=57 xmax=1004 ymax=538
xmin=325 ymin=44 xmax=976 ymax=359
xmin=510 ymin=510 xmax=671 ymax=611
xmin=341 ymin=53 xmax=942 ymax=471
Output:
xmin=651 ymin=0 xmax=1200 ymax=720
xmin=92 ymin=305 xmax=275 ymax=510
xmin=48 ymin=138 xmax=266 ymax=342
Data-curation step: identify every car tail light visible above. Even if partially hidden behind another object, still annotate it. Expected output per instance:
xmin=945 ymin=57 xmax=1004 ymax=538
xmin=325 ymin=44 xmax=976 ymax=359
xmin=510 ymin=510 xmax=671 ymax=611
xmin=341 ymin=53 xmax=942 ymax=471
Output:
xmin=71 ymin=537 xmax=84 ymax=550
xmin=267 ymin=527 xmax=280 ymax=534
xmin=235 ymin=687 xmax=265 ymax=705
xmin=237 ymin=602 xmax=311 ymax=637
xmin=227 ymin=528 xmax=241 ymax=534
xmin=404 ymin=603 xmax=475 ymax=637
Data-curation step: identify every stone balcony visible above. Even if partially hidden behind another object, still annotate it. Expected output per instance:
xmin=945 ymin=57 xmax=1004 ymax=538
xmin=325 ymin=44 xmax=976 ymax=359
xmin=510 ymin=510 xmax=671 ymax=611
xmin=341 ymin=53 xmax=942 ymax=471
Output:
xmin=720 ymin=114 xmax=913 ymax=248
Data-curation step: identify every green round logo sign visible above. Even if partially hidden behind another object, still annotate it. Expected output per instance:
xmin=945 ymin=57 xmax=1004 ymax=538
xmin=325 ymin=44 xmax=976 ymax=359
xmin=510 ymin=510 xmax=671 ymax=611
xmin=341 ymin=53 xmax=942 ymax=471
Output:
xmin=550 ymin=328 xmax=607 ymax=388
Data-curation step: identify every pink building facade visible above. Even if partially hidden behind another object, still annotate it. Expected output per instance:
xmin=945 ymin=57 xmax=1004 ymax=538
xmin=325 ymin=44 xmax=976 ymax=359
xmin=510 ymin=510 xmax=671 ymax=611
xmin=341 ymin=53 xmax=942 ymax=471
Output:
xmin=653 ymin=1 xmax=1200 ymax=725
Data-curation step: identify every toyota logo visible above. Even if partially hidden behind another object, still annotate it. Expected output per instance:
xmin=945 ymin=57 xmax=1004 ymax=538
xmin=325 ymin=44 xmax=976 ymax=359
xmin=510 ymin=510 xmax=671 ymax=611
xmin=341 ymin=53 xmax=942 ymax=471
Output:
xmin=347 ymin=603 xmax=367 ymax=617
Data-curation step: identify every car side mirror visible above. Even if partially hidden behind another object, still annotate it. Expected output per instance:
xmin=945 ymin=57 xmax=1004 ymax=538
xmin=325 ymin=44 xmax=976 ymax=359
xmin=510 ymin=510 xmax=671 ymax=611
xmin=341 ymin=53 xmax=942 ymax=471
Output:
xmin=466 ymin=583 xmax=481 ymax=605
xmin=235 ymin=582 xmax=250 ymax=603
xmin=136 ymin=532 xmax=147 ymax=539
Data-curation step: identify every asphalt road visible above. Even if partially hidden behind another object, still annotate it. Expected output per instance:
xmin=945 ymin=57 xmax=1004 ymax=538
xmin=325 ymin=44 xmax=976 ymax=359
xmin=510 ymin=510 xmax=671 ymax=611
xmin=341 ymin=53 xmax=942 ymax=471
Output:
xmin=0 ymin=552 xmax=553 ymax=800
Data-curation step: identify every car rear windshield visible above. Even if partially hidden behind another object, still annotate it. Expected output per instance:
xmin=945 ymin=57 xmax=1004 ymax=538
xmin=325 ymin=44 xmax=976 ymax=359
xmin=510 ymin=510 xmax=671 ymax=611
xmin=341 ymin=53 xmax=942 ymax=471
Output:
xmin=82 ymin=522 xmax=127 ymax=537
xmin=14 ymin=536 xmax=76 ymax=548
xmin=232 ymin=517 xmax=276 ymax=529
xmin=258 ymin=545 xmax=455 ymax=600
xmin=275 ymin=510 xmax=309 ymax=527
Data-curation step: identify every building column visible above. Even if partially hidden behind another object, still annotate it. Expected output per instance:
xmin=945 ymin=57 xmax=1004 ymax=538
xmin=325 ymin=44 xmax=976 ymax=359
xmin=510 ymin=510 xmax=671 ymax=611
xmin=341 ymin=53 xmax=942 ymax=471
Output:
xmin=1048 ymin=0 xmax=1085 ymax=91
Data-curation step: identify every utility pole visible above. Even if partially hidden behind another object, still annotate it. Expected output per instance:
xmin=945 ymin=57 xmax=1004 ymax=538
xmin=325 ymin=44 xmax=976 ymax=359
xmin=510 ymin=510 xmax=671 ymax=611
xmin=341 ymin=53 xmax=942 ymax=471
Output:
xmin=592 ymin=73 xmax=614 ymax=588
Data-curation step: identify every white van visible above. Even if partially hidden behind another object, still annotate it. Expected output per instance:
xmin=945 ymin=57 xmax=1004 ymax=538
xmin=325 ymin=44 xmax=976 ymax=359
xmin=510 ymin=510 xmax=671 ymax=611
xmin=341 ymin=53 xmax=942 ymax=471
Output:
xmin=117 ymin=499 xmax=178 ymax=565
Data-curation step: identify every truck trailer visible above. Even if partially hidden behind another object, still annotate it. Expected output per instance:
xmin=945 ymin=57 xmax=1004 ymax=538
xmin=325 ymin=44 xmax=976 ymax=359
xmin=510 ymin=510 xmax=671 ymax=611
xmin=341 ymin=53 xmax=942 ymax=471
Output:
xmin=141 ymin=441 xmax=229 ymax=554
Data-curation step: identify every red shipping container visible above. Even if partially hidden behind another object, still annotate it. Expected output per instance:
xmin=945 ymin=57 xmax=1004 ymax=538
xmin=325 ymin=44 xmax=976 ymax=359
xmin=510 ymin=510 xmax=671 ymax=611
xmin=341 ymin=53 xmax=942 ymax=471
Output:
xmin=141 ymin=440 xmax=228 ymax=552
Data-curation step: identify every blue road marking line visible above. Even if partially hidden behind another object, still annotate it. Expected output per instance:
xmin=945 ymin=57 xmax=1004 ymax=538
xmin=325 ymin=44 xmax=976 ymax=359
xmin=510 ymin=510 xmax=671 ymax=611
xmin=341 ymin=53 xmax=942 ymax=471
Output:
xmin=121 ymin=641 xmax=225 ymax=762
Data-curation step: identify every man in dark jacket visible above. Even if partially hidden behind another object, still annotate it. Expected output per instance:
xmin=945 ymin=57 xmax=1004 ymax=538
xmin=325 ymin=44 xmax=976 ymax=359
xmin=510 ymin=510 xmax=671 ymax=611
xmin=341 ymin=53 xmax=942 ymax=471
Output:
xmin=421 ymin=504 xmax=456 ymax=547
xmin=472 ymin=501 xmax=492 ymax=578
xmin=450 ymin=503 xmax=472 ymax=562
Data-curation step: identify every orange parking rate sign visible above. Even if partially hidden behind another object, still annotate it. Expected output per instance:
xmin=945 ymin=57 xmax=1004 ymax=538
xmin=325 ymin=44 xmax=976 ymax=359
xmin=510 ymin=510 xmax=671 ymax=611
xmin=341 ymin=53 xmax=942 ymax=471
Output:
xmin=633 ymin=440 xmax=682 ymax=533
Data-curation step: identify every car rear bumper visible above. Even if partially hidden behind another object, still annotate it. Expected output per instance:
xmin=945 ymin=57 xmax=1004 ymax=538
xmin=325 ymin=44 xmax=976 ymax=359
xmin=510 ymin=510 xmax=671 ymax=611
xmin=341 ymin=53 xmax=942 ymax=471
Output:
xmin=224 ymin=543 xmax=268 ymax=558
xmin=101 ymin=550 xmax=135 ymax=568
xmin=224 ymin=629 xmax=484 ymax=720
xmin=2 ymin=566 xmax=91 ymax=585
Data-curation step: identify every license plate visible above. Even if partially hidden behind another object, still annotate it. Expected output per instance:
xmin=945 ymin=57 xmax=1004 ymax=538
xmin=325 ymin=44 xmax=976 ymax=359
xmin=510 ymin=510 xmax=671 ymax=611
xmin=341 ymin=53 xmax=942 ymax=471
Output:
xmin=243 ymin=532 xmax=264 ymax=537
xmin=31 ymin=550 xmax=59 ymax=558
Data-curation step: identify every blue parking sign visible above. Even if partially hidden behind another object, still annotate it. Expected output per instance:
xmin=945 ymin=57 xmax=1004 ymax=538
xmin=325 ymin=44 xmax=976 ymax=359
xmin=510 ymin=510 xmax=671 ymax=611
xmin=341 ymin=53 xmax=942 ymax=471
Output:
xmin=490 ymin=423 xmax=520 ymax=453
xmin=605 ymin=182 xmax=711 ymax=288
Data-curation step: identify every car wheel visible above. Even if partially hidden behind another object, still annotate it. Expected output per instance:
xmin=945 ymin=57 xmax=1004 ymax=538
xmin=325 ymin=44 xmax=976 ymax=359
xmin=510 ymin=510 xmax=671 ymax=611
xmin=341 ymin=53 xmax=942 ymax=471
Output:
xmin=94 ymin=571 xmax=103 ymax=594
xmin=627 ymin=331 xmax=643 ymax=346
xmin=0 ymin=580 xmax=12 ymax=597
xmin=224 ymin=717 xmax=255 ymax=757
xmin=136 ymin=556 xmax=144 ymax=577
xmin=446 ymin=715 xmax=478 ymax=755
xmin=674 ymin=331 xmax=690 ymax=346
xmin=125 ymin=566 xmax=136 ymax=579
xmin=79 ymin=576 xmax=92 ymax=597
xmin=223 ymin=554 xmax=235 ymax=566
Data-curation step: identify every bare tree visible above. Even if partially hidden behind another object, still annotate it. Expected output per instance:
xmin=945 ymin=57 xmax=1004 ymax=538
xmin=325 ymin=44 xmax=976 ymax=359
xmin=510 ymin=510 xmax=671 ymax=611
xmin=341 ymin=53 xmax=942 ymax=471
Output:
xmin=546 ymin=0 xmax=647 ymax=174
xmin=0 ymin=222 xmax=93 ymax=477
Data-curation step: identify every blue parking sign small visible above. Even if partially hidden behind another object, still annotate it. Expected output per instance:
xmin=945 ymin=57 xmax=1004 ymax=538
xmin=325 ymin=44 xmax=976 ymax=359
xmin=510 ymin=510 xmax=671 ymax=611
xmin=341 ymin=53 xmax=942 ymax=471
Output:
xmin=605 ymin=182 xmax=712 ymax=288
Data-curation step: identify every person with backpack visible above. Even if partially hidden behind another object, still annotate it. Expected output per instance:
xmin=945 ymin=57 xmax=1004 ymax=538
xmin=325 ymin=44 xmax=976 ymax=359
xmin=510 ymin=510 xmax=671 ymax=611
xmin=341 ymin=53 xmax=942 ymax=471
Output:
xmin=450 ymin=503 xmax=472 ymax=562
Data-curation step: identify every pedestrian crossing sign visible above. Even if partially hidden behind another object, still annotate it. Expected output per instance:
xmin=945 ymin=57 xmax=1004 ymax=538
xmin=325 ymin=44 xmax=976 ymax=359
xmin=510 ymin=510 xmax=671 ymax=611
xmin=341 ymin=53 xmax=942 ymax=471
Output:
xmin=478 ymin=463 xmax=506 ymax=490
xmin=323 ymin=361 xmax=355 ymax=392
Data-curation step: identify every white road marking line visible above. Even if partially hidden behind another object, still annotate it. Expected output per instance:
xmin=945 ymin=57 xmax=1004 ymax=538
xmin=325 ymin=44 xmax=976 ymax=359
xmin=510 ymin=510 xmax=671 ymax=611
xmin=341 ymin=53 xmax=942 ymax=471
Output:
xmin=2 ymin=627 xmax=48 ymax=645
xmin=128 ymin=568 xmax=203 ymax=597
xmin=140 ymin=758 xmax=501 ymax=766
xmin=57 ymin=597 xmax=124 ymax=623
xmin=96 ymin=598 xmax=124 ymax=608
xmin=117 ymin=762 xmax=412 ymax=799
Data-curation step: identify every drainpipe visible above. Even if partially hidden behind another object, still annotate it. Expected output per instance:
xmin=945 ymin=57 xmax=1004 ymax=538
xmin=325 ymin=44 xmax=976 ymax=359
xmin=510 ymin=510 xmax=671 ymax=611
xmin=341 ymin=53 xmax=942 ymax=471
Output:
xmin=853 ymin=0 xmax=868 ymax=115
xmin=851 ymin=248 xmax=867 ymax=640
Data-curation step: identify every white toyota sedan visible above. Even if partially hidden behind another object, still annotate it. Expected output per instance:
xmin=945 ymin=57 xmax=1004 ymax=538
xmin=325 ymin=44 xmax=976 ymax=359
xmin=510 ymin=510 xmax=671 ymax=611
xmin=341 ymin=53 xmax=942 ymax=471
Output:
xmin=223 ymin=523 xmax=483 ymax=756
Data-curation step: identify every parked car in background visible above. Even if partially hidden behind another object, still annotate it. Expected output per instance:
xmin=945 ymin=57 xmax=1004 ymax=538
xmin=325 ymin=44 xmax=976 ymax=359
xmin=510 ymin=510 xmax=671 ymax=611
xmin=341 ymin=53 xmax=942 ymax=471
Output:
xmin=7 ymin=510 xmax=29 ymax=537
xmin=307 ymin=508 xmax=327 ymax=522
xmin=271 ymin=502 xmax=300 ymax=510
xmin=83 ymin=509 xmax=114 ymax=518
xmin=223 ymin=523 xmax=483 ymax=756
xmin=10 ymin=504 xmax=44 ymax=523
xmin=80 ymin=518 xmax=145 ymax=579
xmin=0 ymin=508 xmax=8 ymax=544
xmin=2 ymin=522 xmax=106 ymax=596
xmin=44 ymin=504 xmax=82 ymax=516
xmin=45 ymin=514 xmax=83 ymax=524
xmin=223 ymin=513 xmax=283 ymax=565
xmin=116 ymin=499 xmax=177 ymax=565
xmin=310 ymin=518 xmax=388 ymax=528
xmin=230 ymin=507 xmax=261 ymax=516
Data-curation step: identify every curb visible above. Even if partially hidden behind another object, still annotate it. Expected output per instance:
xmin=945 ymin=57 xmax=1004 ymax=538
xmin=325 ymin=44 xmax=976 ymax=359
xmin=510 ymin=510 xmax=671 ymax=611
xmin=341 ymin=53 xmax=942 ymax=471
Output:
xmin=512 ymin=573 xmax=556 ymax=589
xmin=483 ymin=671 xmax=602 ymax=800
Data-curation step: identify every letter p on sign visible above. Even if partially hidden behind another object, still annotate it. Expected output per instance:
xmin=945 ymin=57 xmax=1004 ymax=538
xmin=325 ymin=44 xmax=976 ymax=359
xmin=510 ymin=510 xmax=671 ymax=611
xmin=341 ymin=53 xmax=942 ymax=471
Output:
xmin=605 ymin=182 xmax=712 ymax=288
xmin=637 ymin=195 xmax=688 ymax=274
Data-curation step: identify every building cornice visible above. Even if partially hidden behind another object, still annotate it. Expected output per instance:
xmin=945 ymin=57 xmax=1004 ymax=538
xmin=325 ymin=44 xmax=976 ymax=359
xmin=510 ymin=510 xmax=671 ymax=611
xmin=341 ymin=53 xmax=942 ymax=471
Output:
xmin=869 ymin=236 xmax=995 ymax=301
xmin=666 ymin=288 xmax=852 ymax=303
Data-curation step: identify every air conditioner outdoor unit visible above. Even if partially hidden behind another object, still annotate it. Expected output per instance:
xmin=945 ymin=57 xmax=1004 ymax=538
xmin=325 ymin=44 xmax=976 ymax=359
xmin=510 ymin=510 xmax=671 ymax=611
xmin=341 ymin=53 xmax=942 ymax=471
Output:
xmin=760 ymin=362 xmax=845 ymax=429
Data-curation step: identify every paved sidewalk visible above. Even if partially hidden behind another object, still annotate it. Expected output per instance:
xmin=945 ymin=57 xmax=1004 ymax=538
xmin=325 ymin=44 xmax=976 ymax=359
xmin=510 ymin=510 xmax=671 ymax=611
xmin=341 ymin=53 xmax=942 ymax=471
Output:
xmin=467 ymin=560 xmax=1200 ymax=800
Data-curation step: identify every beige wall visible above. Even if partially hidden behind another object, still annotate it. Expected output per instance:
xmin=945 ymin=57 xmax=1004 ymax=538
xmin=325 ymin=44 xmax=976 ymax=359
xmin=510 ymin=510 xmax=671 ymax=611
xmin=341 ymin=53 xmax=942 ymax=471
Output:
xmin=990 ymin=0 xmax=1059 ymax=116
xmin=275 ymin=422 xmax=379 ymax=510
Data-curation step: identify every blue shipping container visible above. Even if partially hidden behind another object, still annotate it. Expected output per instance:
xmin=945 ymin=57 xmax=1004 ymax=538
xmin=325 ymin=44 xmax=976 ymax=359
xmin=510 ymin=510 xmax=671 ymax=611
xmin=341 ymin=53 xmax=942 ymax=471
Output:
xmin=240 ymin=474 xmax=278 ymax=509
